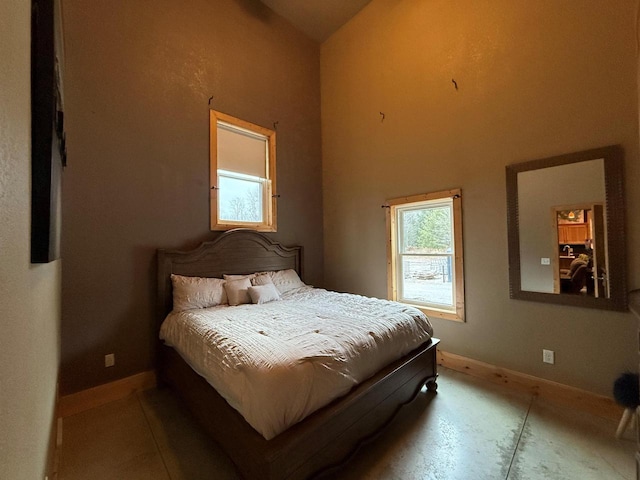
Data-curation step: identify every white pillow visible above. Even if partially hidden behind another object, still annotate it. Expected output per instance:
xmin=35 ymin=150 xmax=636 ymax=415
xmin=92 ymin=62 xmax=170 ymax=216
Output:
xmin=171 ymin=274 xmax=227 ymax=312
xmin=271 ymin=269 xmax=305 ymax=294
xmin=223 ymin=273 xmax=255 ymax=282
xmin=248 ymin=283 xmax=281 ymax=304
xmin=252 ymin=273 xmax=274 ymax=286
xmin=224 ymin=277 xmax=252 ymax=306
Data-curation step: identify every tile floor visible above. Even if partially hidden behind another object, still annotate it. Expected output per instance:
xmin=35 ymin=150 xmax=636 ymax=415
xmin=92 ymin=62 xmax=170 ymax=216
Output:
xmin=58 ymin=368 xmax=636 ymax=480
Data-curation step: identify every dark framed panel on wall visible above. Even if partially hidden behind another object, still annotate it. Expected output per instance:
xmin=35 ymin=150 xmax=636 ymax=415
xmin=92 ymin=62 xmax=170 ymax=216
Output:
xmin=31 ymin=0 xmax=66 ymax=263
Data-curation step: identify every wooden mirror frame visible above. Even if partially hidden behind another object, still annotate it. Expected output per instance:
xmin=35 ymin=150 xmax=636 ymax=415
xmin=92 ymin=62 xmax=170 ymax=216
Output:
xmin=506 ymin=145 xmax=627 ymax=311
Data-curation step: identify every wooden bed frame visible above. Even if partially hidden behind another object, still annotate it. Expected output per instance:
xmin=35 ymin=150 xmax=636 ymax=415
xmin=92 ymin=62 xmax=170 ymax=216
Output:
xmin=157 ymin=230 xmax=439 ymax=479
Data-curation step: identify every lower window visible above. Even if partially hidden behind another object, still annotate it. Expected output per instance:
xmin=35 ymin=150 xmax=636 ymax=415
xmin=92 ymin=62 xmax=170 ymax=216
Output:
xmin=218 ymin=170 xmax=268 ymax=224
xmin=386 ymin=189 xmax=465 ymax=322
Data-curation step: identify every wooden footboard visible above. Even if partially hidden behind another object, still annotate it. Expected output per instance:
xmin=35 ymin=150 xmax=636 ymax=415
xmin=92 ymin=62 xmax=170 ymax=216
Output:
xmin=159 ymin=337 xmax=439 ymax=480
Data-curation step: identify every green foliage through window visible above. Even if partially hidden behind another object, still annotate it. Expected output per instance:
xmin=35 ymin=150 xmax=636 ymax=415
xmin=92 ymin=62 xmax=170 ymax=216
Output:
xmin=402 ymin=206 xmax=452 ymax=253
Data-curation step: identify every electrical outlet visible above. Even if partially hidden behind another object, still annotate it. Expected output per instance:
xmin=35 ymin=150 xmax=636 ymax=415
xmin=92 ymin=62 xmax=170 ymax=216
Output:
xmin=543 ymin=349 xmax=555 ymax=364
xmin=540 ymin=257 xmax=551 ymax=265
xmin=105 ymin=353 xmax=115 ymax=368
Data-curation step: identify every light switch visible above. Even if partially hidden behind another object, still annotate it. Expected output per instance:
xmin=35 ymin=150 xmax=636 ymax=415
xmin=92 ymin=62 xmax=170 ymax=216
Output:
xmin=540 ymin=258 xmax=551 ymax=265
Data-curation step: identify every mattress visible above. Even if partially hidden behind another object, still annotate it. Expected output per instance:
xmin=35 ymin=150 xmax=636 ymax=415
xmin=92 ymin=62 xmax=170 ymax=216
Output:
xmin=159 ymin=286 xmax=433 ymax=440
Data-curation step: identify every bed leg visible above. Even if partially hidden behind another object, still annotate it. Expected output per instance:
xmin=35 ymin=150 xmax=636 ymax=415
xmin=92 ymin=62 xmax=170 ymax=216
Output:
xmin=426 ymin=378 xmax=438 ymax=392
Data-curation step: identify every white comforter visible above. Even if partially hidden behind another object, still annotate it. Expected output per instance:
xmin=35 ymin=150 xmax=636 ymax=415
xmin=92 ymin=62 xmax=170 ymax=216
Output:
xmin=159 ymin=287 xmax=433 ymax=440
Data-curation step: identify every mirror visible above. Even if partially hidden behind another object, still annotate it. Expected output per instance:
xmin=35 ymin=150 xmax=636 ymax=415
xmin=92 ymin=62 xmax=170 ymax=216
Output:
xmin=506 ymin=145 xmax=627 ymax=311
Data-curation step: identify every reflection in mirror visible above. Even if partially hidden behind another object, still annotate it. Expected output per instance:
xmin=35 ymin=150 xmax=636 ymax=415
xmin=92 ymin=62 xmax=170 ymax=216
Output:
xmin=506 ymin=145 xmax=627 ymax=311
xmin=554 ymin=205 xmax=608 ymax=298
xmin=518 ymin=159 xmax=606 ymax=295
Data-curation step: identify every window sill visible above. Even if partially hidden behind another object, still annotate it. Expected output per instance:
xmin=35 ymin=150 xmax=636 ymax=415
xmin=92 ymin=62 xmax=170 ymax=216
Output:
xmin=401 ymin=302 xmax=464 ymax=323
xmin=211 ymin=223 xmax=276 ymax=233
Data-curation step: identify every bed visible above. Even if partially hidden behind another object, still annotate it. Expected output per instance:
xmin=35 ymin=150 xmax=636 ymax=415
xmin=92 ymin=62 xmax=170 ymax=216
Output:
xmin=157 ymin=229 xmax=440 ymax=479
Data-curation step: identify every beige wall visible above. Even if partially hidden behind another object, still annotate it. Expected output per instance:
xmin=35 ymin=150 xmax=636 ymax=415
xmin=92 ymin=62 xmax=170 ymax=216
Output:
xmin=0 ymin=0 xmax=61 ymax=477
xmin=61 ymin=0 xmax=323 ymax=393
xmin=321 ymin=0 xmax=639 ymax=395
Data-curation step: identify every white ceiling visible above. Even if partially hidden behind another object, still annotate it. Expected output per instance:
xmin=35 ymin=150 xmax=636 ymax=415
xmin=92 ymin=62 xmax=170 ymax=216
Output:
xmin=259 ymin=0 xmax=373 ymax=42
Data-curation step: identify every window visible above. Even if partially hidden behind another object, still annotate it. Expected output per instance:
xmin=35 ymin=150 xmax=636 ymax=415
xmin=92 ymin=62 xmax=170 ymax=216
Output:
xmin=386 ymin=189 xmax=465 ymax=322
xmin=210 ymin=110 xmax=276 ymax=231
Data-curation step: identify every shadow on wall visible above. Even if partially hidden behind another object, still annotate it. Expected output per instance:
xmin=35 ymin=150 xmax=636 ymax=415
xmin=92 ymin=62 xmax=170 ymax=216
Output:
xmin=233 ymin=0 xmax=275 ymax=22
xmin=61 ymin=243 xmax=169 ymax=394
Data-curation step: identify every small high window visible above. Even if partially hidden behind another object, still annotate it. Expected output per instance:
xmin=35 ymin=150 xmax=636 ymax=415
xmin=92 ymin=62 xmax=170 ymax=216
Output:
xmin=210 ymin=110 xmax=276 ymax=231
xmin=386 ymin=189 xmax=465 ymax=322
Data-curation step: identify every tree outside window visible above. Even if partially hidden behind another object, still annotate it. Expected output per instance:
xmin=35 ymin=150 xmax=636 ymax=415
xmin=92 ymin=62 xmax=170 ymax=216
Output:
xmin=386 ymin=189 xmax=465 ymax=322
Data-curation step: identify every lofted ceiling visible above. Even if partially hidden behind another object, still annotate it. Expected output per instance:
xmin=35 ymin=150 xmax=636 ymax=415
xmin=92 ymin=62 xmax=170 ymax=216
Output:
xmin=258 ymin=0 xmax=373 ymax=42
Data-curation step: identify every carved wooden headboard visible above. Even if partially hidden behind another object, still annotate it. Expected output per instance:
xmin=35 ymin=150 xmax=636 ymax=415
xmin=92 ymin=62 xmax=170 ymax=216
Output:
xmin=157 ymin=229 xmax=303 ymax=328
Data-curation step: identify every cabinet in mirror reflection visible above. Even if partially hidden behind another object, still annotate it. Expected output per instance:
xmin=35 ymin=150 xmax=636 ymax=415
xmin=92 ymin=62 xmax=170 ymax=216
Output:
xmin=506 ymin=145 xmax=627 ymax=311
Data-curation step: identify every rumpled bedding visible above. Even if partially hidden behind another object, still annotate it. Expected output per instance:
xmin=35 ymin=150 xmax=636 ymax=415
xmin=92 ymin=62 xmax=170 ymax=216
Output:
xmin=159 ymin=286 xmax=433 ymax=440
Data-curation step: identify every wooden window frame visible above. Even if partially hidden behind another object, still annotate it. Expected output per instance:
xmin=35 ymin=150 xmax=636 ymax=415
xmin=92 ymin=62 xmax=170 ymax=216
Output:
xmin=386 ymin=188 xmax=465 ymax=322
xmin=210 ymin=110 xmax=277 ymax=232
